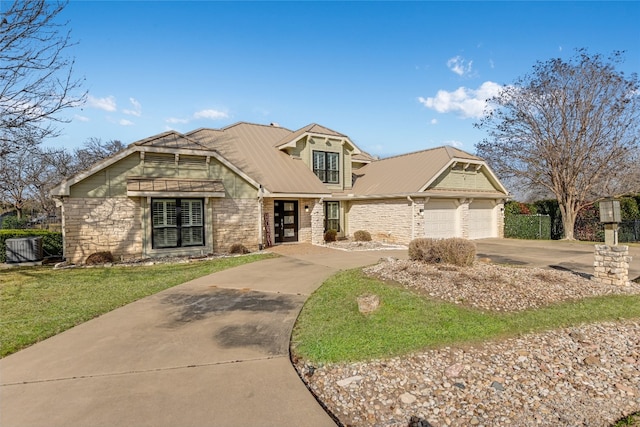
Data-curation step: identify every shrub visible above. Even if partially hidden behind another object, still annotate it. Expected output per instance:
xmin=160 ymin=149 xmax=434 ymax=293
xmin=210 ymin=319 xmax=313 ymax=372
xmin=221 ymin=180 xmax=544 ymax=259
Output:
xmin=85 ymin=251 xmax=115 ymax=265
xmin=324 ymin=229 xmax=337 ymax=242
xmin=228 ymin=243 xmax=250 ymax=254
xmin=353 ymin=230 xmax=372 ymax=242
xmin=408 ymin=238 xmax=476 ymax=267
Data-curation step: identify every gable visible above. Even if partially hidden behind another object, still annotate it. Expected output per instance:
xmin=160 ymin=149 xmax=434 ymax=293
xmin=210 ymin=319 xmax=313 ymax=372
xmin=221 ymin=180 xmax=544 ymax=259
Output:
xmin=60 ymin=148 xmax=260 ymax=199
xmin=428 ymin=164 xmax=501 ymax=192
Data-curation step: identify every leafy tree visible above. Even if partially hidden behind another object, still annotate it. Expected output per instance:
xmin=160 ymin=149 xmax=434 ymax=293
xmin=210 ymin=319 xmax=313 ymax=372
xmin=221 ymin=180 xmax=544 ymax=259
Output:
xmin=476 ymin=50 xmax=640 ymax=239
xmin=0 ymin=0 xmax=86 ymax=157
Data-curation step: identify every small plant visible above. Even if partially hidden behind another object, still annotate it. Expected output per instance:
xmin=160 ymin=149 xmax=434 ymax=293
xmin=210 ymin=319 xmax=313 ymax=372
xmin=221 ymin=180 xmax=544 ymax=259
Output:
xmin=408 ymin=238 xmax=476 ymax=267
xmin=228 ymin=243 xmax=250 ymax=254
xmin=85 ymin=251 xmax=115 ymax=265
xmin=324 ymin=229 xmax=337 ymax=242
xmin=353 ymin=230 xmax=372 ymax=242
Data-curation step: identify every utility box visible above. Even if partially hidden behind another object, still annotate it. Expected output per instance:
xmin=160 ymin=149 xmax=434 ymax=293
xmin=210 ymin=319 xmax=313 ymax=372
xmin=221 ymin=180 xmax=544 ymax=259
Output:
xmin=5 ymin=236 xmax=44 ymax=263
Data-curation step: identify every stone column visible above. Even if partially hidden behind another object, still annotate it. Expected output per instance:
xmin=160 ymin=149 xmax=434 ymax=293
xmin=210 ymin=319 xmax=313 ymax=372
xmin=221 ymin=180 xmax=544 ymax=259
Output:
xmin=593 ymin=245 xmax=631 ymax=286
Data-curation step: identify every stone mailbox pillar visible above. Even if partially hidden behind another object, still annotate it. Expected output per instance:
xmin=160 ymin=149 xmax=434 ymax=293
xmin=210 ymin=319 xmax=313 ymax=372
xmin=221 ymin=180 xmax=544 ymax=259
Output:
xmin=593 ymin=245 xmax=631 ymax=286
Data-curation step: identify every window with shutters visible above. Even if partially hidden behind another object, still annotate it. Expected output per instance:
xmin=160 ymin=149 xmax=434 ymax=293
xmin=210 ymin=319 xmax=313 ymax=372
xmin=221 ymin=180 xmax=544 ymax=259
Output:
xmin=152 ymin=198 xmax=204 ymax=248
xmin=313 ymin=151 xmax=339 ymax=184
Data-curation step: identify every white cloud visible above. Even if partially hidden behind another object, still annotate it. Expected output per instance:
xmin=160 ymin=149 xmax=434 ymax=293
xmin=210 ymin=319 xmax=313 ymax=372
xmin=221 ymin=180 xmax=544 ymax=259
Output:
xmin=166 ymin=108 xmax=229 ymax=125
xmin=119 ymin=119 xmax=134 ymax=126
xmin=166 ymin=117 xmax=189 ymax=124
xmin=74 ymin=114 xmax=90 ymax=122
xmin=123 ymin=97 xmax=142 ymax=117
xmin=447 ymin=56 xmax=473 ymax=77
xmin=430 ymin=118 xmax=438 ymax=125
xmin=445 ymin=140 xmax=464 ymax=148
xmin=418 ymin=81 xmax=502 ymax=119
xmin=193 ymin=109 xmax=229 ymax=120
xmin=87 ymin=95 xmax=117 ymax=112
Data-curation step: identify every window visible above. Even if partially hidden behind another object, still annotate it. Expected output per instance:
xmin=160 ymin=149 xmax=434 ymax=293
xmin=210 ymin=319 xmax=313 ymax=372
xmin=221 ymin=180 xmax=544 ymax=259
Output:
xmin=152 ymin=198 xmax=204 ymax=249
xmin=313 ymin=151 xmax=339 ymax=184
xmin=324 ymin=201 xmax=340 ymax=232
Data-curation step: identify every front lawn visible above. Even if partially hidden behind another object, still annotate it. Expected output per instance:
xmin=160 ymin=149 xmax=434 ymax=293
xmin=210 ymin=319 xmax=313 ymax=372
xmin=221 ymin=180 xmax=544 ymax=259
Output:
xmin=291 ymin=269 xmax=640 ymax=363
xmin=0 ymin=253 xmax=275 ymax=357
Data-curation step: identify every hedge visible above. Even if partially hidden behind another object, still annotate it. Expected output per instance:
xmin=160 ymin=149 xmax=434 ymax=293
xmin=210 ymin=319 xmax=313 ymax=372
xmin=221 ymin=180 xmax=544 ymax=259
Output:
xmin=0 ymin=229 xmax=63 ymax=263
xmin=504 ymin=214 xmax=552 ymax=240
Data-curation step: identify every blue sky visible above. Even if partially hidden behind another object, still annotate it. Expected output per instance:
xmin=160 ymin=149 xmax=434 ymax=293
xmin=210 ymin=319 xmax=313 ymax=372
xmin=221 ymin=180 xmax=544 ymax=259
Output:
xmin=53 ymin=1 xmax=639 ymax=157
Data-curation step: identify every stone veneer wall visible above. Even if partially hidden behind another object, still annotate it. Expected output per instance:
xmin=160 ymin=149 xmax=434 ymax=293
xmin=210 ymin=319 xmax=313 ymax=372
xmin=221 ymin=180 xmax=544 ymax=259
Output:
xmin=593 ymin=245 xmax=631 ymax=286
xmin=347 ymin=199 xmax=414 ymax=244
xmin=212 ymin=198 xmax=260 ymax=252
xmin=62 ymin=197 xmax=142 ymax=264
xmin=297 ymin=198 xmax=323 ymax=244
xmin=310 ymin=200 xmax=324 ymax=245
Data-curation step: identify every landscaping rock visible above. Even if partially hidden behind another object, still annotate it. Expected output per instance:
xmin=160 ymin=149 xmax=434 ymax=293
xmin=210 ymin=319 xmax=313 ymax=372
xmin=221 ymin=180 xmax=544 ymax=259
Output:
xmin=357 ymin=294 xmax=380 ymax=314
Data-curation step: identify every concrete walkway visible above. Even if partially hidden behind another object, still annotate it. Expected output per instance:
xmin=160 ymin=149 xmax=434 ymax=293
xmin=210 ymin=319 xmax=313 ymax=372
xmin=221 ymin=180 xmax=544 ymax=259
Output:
xmin=0 ymin=246 xmax=404 ymax=427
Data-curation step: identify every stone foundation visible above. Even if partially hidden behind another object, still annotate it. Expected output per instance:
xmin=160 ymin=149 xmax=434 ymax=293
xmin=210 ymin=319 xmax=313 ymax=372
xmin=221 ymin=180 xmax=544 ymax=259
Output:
xmin=593 ymin=245 xmax=631 ymax=286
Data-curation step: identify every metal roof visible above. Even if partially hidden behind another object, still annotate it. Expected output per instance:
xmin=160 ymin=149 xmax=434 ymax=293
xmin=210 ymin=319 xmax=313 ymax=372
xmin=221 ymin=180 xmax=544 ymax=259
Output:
xmin=351 ymin=145 xmax=506 ymax=196
xmin=186 ymin=123 xmax=330 ymax=195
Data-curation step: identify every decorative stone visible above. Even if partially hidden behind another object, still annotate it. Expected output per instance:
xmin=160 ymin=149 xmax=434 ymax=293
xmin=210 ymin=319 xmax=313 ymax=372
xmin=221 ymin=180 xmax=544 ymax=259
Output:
xmin=357 ymin=294 xmax=380 ymax=314
xmin=491 ymin=381 xmax=505 ymax=391
xmin=444 ymin=363 xmax=464 ymax=378
xmin=399 ymin=392 xmax=417 ymax=404
xmin=337 ymin=375 xmax=363 ymax=387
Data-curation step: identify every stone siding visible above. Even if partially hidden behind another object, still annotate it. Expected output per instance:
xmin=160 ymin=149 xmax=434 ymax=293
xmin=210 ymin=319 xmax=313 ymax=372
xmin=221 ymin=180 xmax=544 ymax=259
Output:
xmin=63 ymin=197 xmax=142 ymax=264
xmin=347 ymin=199 xmax=414 ymax=244
xmin=212 ymin=198 xmax=260 ymax=252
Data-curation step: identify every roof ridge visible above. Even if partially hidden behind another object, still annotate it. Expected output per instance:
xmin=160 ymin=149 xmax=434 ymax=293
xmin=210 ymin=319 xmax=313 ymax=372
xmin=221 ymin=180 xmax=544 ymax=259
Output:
xmin=221 ymin=121 xmax=293 ymax=132
xmin=373 ymin=145 xmax=479 ymax=162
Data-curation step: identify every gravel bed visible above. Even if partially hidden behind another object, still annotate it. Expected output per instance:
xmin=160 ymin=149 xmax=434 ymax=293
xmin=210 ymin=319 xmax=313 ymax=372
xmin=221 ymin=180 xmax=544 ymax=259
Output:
xmin=363 ymin=260 xmax=640 ymax=312
xmin=295 ymin=260 xmax=640 ymax=426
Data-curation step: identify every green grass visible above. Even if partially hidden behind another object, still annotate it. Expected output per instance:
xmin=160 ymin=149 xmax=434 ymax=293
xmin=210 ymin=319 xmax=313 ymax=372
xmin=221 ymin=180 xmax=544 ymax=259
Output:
xmin=0 ymin=253 xmax=275 ymax=357
xmin=292 ymin=269 xmax=640 ymax=363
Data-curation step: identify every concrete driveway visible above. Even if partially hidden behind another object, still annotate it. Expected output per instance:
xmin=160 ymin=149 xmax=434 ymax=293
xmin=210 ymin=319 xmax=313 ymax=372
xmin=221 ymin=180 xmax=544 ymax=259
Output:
xmin=2 ymin=239 xmax=636 ymax=427
xmin=475 ymin=238 xmax=640 ymax=280
xmin=0 ymin=246 xmax=405 ymax=427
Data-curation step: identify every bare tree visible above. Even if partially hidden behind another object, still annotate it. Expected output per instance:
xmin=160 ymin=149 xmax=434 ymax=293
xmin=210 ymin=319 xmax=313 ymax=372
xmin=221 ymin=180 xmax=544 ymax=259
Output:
xmin=476 ymin=50 xmax=640 ymax=240
xmin=73 ymin=137 xmax=125 ymax=172
xmin=0 ymin=0 xmax=86 ymax=157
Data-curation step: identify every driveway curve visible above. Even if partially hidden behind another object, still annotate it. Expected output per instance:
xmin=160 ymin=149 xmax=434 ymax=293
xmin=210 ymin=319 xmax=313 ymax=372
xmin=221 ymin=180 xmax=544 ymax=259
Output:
xmin=0 ymin=245 xmax=405 ymax=427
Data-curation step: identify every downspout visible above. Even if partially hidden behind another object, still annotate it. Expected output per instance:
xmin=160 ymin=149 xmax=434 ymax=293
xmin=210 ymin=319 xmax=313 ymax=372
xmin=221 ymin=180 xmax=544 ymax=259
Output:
xmin=407 ymin=196 xmax=415 ymax=241
xmin=257 ymin=185 xmax=264 ymax=250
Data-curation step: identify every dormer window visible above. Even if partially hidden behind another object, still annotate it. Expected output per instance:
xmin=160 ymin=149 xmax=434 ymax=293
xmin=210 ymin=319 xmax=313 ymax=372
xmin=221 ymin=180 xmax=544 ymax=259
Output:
xmin=313 ymin=151 xmax=339 ymax=184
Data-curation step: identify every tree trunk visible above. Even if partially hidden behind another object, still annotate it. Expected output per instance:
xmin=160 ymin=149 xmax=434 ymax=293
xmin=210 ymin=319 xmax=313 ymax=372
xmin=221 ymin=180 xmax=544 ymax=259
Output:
xmin=559 ymin=202 xmax=578 ymax=240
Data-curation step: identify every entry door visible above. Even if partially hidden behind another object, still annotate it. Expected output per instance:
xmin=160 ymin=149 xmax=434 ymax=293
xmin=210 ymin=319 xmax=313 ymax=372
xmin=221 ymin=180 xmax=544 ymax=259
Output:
xmin=274 ymin=200 xmax=298 ymax=243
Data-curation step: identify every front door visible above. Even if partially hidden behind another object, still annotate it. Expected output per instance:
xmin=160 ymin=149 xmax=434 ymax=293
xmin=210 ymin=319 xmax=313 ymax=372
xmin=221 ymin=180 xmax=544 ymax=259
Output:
xmin=274 ymin=200 xmax=298 ymax=243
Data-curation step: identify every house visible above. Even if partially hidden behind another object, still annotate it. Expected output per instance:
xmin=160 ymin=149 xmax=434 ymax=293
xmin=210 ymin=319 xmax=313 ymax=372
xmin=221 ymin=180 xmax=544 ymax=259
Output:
xmin=50 ymin=122 xmax=509 ymax=263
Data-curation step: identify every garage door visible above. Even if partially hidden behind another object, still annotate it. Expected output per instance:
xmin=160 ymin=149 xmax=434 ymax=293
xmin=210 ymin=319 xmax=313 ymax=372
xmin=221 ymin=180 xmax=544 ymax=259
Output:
xmin=424 ymin=200 xmax=459 ymax=238
xmin=468 ymin=201 xmax=496 ymax=239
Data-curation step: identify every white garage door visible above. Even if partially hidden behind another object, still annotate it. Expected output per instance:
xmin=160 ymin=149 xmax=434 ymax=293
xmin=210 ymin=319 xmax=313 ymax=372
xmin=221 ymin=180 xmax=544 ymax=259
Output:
xmin=424 ymin=200 xmax=459 ymax=238
xmin=468 ymin=201 xmax=496 ymax=239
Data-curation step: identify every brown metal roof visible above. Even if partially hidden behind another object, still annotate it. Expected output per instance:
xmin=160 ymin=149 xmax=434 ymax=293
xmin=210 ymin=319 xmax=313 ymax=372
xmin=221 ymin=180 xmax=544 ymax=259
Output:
xmin=351 ymin=146 xmax=502 ymax=196
xmin=186 ymin=123 xmax=330 ymax=195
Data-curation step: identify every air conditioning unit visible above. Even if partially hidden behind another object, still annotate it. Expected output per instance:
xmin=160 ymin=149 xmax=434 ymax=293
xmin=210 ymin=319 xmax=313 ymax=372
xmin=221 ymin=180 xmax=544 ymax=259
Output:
xmin=5 ymin=236 xmax=44 ymax=263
